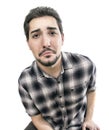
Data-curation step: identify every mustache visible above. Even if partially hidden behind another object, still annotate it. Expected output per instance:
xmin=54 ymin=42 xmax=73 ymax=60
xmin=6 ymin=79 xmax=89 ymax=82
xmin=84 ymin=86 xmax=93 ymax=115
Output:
xmin=39 ymin=48 xmax=56 ymax=57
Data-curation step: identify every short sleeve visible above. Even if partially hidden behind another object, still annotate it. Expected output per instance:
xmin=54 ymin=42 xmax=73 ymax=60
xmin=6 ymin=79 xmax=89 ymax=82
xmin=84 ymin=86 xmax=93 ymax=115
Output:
xmin=87 ymin=62 xmax=96 ymax=93
xmin=18 ymin=81 xmax=40 ymax=116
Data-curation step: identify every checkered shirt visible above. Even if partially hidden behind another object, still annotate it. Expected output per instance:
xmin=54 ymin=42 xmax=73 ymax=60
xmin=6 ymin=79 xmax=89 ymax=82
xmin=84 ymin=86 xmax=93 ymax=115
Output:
xmin=18 ymin=52 xmax=96 ymax=130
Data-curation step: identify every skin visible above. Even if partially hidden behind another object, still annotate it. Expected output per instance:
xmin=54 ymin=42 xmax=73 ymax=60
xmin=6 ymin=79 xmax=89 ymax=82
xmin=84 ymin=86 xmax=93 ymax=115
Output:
xmin=82 ymin=91 xmax=100 ymax=130
xmin=28 ymin=16 xmax=64 ymax=78
xmin=27 ymin=16 xmax=100 ymax=130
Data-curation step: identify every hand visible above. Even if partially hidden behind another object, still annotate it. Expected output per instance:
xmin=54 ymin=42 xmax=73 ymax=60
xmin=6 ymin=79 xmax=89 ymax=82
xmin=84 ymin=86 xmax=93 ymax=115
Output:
xmin=82 ymin=120 xmax=100 ymax=130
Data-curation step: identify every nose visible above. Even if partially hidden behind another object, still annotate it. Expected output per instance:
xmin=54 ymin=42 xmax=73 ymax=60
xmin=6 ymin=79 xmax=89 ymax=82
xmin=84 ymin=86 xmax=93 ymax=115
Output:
xmin=42 ymin=35 xmax=51 ymax=48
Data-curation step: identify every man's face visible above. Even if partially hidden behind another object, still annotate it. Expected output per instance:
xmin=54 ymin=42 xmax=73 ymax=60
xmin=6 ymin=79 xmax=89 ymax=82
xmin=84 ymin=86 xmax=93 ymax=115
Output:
xmin=27 ymin=16 xmax=64 ymax=67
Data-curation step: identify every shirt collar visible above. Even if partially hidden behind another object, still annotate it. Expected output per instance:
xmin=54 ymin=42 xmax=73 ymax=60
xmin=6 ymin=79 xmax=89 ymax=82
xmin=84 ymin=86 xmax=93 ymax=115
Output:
xmin=61 ymin=52 xmax=73 ymax=70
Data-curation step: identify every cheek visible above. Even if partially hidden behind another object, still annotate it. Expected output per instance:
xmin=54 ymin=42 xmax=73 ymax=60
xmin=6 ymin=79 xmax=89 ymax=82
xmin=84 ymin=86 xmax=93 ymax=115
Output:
xmin=28 ymin=40 xmax=37 ymax=49
xmin=57 ymin=39 xmax=63 ymax=49
xmin=28 ymin=42 xmax=32 ymax=50
xmin=28 ymin=42 xmax=39 ymax=55
xmin=55 ymin=43 xmax=62 ymax=55
xmin=27 ymin=40 xmax=34 ymax=50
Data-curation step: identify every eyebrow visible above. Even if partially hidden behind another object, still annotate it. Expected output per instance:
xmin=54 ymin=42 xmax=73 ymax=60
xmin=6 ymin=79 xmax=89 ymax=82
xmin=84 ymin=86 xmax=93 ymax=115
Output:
xmin=30 ymin=27 xmax=57 ymax=34
xmin=47 ymin=27 xmax=57 ymax=30
xmin=30 ymin=29 xmax=40 ymax=34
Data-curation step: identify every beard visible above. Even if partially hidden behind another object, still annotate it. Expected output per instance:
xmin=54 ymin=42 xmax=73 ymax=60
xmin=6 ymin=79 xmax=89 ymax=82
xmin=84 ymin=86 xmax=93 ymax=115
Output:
xmin=36 ymin=54 xmax=61 ymax=67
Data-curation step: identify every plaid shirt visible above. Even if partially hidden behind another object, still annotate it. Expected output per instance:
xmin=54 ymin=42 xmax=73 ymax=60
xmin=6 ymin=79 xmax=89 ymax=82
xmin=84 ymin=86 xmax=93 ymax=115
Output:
xmin=18 ymin=52 xmax=96 ymax=130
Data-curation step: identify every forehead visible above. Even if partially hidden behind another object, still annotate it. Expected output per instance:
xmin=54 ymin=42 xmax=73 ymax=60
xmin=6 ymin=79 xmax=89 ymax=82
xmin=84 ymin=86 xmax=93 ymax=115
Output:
xmin=29 ymin=16 xmax=59 ymax=32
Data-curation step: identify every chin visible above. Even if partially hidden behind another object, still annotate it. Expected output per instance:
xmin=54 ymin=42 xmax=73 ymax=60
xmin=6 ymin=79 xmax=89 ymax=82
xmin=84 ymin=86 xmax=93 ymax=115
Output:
xmin=37 ymin=56 xmax=59 ymax=67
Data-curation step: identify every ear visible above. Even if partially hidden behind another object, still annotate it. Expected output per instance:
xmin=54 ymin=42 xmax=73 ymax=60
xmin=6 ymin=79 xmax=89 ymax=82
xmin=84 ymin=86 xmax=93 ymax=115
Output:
xmin=27 ymin=40 xmax=32 ymax=50
xmin=61 ymin=33 xmax=64 ymax=45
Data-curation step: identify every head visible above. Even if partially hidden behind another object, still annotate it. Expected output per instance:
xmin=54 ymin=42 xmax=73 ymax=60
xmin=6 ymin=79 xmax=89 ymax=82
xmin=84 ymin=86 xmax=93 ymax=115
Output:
xmin=24 ymin=6 xmax=64 ymax=67
xmin=24 ymin=6 xmax=63 ymax=40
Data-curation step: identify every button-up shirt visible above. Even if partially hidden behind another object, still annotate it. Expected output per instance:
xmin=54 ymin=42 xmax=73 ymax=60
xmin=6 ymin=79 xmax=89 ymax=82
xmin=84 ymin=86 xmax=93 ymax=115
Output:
xmin=18 ymin=52 xmax=96 ymax=130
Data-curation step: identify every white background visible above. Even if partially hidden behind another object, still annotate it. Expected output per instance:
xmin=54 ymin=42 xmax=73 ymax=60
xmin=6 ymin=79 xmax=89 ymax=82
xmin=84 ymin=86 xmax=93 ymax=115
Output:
xmin=0 ymin=0 xmax=109 ymax=129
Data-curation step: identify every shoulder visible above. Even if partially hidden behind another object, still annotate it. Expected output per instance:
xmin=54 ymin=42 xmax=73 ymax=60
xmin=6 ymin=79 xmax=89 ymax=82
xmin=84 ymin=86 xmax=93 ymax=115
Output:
xmin=18 ymin=61 xmax=36 ymax=85
xmin=63 ymin=52 xmax=94 ymax=64
xmin=62 ymin=52 xmax=96 ymax=73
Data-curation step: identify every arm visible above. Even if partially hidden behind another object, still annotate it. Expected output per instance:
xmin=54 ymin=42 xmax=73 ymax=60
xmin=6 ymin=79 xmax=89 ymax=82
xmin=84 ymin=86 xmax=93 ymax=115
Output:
xmin=18 ymin=84 xmax=54 ymax=130
xmin=82 ymin=91 xmax=100 ymax=130
xmin=85 ymin=91 xmax=96 ymax=121
xmin=31 ymin=114 xmax=54 ymax=130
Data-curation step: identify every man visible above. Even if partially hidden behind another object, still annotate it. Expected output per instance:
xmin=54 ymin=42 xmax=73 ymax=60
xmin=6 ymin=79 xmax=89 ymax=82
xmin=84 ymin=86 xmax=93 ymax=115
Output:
xmin=18 ymin=6 xmax=100 ymax=130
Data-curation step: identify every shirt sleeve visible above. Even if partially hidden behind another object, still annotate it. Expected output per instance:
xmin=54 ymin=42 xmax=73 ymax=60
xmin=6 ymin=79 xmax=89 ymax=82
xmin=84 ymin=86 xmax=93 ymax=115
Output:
xmin=87 ymin=62 xmax=96 ymax=93
xmin=18 ymin=81 xmax=40 ymax=116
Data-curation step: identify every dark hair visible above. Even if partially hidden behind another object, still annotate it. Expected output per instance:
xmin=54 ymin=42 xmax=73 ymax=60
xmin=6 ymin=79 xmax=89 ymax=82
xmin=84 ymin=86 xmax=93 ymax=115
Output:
xmin=24 ymin=6 xmax=63 ymax=40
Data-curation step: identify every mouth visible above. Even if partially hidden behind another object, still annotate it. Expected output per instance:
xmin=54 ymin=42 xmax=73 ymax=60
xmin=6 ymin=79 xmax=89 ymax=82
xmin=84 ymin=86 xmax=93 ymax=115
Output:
xmin=39 ymin=48 xmax=56 ymax=57
xmin=42 ymin=51 xmax=53 ymax=56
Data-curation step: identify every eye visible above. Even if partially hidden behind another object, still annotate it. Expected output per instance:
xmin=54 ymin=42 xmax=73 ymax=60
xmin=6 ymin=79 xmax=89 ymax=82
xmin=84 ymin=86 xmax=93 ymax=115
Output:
xmin=32 ymin=34 xmax=40 ymax=39
xmin=49 ymin=31 xmax=57 ymax=36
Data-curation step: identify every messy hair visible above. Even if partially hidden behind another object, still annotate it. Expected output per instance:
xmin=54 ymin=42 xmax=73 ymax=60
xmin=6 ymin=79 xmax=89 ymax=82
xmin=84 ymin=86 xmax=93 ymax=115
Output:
xmin=24 ymin=6 xmax=63 ymax=40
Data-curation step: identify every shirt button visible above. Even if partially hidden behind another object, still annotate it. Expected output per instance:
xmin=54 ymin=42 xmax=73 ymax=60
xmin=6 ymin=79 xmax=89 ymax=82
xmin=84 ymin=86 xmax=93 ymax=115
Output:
xmin=59 ymin=95 xmax=62 ymax=98
xmin=57 ymin=80 xmax=60 ymax=83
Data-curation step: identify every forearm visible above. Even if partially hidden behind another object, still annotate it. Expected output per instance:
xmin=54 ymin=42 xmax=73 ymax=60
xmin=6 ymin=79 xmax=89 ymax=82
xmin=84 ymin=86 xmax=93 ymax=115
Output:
xmin=85 ymin=91 xmax=96 ymax=121
xmin=31 ymin=114 xmax=54 ymax=130
xmin=82 ymin=91 xmax=100 ymax=130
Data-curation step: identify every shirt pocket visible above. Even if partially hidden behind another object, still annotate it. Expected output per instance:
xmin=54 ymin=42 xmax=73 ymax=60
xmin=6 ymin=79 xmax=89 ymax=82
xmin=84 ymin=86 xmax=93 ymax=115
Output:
xmin=70 ymin=81 xmax=88 ymax=102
